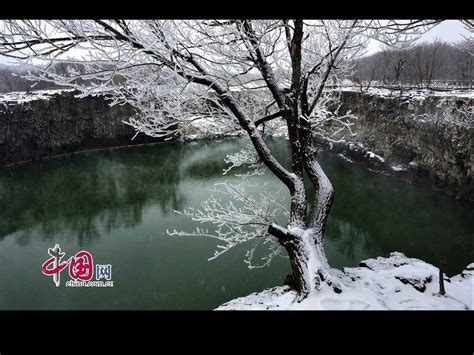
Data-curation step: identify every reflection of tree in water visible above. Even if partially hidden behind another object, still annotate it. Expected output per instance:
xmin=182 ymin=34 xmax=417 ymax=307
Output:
xmin=178 ymin=138 xmax=244 ymax=180
xmin=0 ymin=139 xmax=262 ymax=247
xmin=179 ymin=137 xmax=473 ymax=275
xmin=0 ymin=140 xmax=233 ymax=246
xmin=1 ymin=138 xmax=472 ymax=274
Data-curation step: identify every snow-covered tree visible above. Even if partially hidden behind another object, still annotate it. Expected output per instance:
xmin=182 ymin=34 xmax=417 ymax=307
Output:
xmin=0 ymin=19 xmax=457 ymax=299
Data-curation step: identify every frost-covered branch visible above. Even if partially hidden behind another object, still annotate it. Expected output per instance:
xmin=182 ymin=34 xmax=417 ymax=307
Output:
xmin=456 ymin=35 xmax=474 ymax=56
xmin=307 ymin=89 xmax=358 ymax=143
xmin=223 ymin=141 xmax=265 ymax=176
xmin=167 ymin=176 xmax=289 ymax=268
xmin=442 ymin=103 xmax=473 ymax=129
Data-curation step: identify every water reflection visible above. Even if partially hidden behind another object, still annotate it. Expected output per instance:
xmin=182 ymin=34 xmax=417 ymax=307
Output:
xmin=0 ymin=137 xmax=472 ymax=309
xmin=317 ymin=151 xmax=474 ymax=276
xmin=1 ymin=137 xmax=472 ymax=272
xmin=0 ymin=139 xmax=244 ymax=246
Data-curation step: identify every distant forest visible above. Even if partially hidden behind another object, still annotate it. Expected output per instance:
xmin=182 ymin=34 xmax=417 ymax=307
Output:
xmin=351 ymin=39 xmax=473 ymax=89
xmin=0 ymin=39 xmax=473 ymax=93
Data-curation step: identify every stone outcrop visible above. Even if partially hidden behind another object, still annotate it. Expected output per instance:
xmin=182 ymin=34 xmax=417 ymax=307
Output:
xmin=0 ymin=90 xmax=158 ymax=166
xmin=0 ymin=88 xmax=472 ymax=200
xmin=318 ymin=90 xmax=473 ymax=200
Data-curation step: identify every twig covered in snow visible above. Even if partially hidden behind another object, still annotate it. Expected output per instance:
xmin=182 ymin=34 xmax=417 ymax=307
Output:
xmin=223 ymin=140 xmax=265 ymax=176
xmin=306 ymin=89 xmax=358 ymax=143
xmin=442 ymin=103 xmax=473 ymax=129
xmin=167 ymin=175 xmax=289 ymax=268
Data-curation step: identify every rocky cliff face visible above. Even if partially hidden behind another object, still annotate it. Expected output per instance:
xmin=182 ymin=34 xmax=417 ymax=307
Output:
xmin=1 ymin=89 xmax=472 ymax=200
xmin=322 ymin=90 xmax=473 ymax=200
xmin=0 ymin=90 xmax=158 ymax=166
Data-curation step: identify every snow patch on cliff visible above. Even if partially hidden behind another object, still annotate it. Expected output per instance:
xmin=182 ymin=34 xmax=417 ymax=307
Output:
xmin=180 ymin=116 xmax=243 ymax=141
xmin=391 ymin=164 xmax=408 ymax=171
xmin=366 ymin=151 xmax=385 ymax=162
xmin=0 ymin=89 xmax=75 ymax=104
xmin=340 ymin=87 xmax=474 ymax=100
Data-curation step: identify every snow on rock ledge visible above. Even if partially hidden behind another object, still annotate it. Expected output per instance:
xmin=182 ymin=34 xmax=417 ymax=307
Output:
xmin=216 ymin=252 xmax=473 ymax=310
xmin=0 ymin=89 xmax=76 ymax=104
xmin=180 ymin=116 xmax=243 ymax=141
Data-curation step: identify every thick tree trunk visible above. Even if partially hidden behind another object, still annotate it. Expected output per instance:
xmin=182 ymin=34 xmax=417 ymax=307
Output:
xmin=268 ymin=153 xmax=342 ymax=300
xmin=242 ymin=19 xmax=342 ymax=299
xmin=270 ymin=223 xmax=341 ymax=299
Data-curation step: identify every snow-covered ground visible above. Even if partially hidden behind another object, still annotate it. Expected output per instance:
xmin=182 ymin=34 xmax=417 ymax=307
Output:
xmin=1 ymin=86 xmax=471 ymax=105
xmin=340 ymin=86 xmax=474 ymax=100
xmin=0 ymin=89 xmax=75 ymax=103
xmin=216 ymin=252 xmax=473 ymax=310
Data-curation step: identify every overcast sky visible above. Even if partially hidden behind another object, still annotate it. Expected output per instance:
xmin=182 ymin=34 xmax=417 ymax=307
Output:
xmin=0 ymin=20 xmax=471 ymax=65
xmin=365 ymin=20 xmax=472 ymax=55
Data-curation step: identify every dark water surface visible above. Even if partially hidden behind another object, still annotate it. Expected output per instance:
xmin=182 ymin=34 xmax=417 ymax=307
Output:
xmin=0 ymin=137 xmax=472 ymax=309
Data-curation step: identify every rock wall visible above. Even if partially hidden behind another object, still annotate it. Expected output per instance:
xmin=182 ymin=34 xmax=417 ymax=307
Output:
xmin=322 ymin=90 xmax=473 ymax=200
xmin=1 ymin=89 xmax=472 ymax=200
xmin=0 ymin=90 xmax=158 ymax=166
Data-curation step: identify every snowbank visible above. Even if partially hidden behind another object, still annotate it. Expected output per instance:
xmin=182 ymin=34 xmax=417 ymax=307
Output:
xmin=340 ymin=86 xmax=474 ymax=100
xmin=0 ymin=89 xmax=75 ymax=104
xmin=216 ymin=252 xmax=473 ymax=310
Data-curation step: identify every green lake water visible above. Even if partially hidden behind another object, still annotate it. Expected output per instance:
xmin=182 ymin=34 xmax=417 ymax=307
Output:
xmin=0 ymin=137 xmax=472 ymax=309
